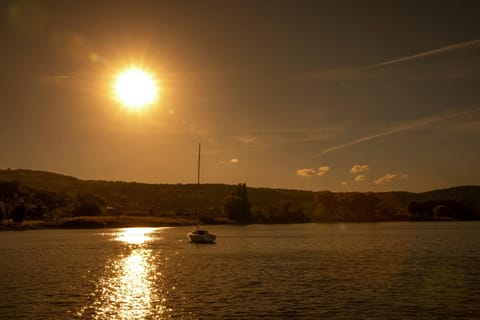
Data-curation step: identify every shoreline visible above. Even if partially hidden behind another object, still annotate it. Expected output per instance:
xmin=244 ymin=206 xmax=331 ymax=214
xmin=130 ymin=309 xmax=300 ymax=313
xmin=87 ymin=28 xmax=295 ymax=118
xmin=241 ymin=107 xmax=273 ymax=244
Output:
xmin=1 ymin=215 xmax=476 ymax=231
xmin=0 ymin=216 xmax=210 ymax=231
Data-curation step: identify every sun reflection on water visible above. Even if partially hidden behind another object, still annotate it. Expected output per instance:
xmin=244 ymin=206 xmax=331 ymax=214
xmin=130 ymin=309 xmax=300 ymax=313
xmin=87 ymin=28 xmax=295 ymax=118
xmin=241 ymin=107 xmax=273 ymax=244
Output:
xmin=115 ymin=227 xmax=157 ymax=244
xmin=82 ymin=228 xmax=169 ymax=320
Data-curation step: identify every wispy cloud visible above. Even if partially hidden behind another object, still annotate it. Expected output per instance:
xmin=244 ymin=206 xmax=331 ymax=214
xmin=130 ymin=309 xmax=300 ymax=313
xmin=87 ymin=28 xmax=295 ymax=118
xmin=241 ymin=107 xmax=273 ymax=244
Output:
xmin=40 ymin=74 xmax=74 ymax=84
xmin=365 ymin=40 xmax=480 ymax=69
xmin=374 ymin=173 xmax=398 ymax=185
xmin=317 ymin=166 xmax=330 ymax=176
xmin=297 ymin=165 xmax=330 ymax=177
xmin=297 ymin=168 xmax=316 ymax=177
xmin=233 ymin=127 xmax=342 ymax=148
xmin=316 ymin=108 xmax=480 ymax=157
xmin=219 ymin=158 xmax=240 ymax=166
xmin=350 ymin=164 xmax=369 ymax=174
xmin=301 ymin=39 xmax=480 ymax=81
xmin=235 ymin=134 xmax=256 ymax=144
xmin=355 ymin=174 xmax=366 ymax=182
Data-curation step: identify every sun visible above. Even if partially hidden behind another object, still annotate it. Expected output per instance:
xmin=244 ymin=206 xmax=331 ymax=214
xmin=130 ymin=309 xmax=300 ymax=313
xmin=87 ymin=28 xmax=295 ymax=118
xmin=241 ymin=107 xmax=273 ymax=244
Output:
xmin=114 ymin=67 xmax=158 ymax=110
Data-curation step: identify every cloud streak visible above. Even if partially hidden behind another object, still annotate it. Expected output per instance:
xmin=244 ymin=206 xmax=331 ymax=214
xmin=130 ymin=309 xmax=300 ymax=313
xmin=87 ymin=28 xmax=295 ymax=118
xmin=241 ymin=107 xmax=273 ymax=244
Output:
xmin=374 ymin=173 xmax=398 ymax=185
xmin=355 ymin=174 xmax=366 ymax=182
xmin=233 ymin=127 xmax=343 ymax=147
xmin=317 ymin=166 xmax=330 ymax=176
xmin=350 ymin=164 xmax=369 ymax=174
xmin=364 ymin=40 xmax=480 ymax=69
xmin=301 ymin=39 xmax=480 ymax=81
xmin=297 ymin=168 xmax=316 ymax=177
xmin=297 ymin=165 xmax=330 ymax=177
xmin=316 ymin=108 xmax=480 ymax=157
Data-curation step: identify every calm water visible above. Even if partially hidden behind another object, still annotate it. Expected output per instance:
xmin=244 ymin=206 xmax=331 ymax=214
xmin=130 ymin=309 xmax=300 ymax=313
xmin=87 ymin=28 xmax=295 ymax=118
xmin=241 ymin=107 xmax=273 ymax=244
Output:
xmin=0 ymin=222 xmax=479 ymax=319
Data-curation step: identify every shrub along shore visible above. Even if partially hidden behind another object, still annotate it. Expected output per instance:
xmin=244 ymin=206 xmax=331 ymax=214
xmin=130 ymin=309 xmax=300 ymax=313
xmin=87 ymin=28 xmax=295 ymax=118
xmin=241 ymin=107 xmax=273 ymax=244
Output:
xmin=0 ymin=215 xmax=222 ymax=230
xmin=1 ymin=169 xmax=479 ymax=229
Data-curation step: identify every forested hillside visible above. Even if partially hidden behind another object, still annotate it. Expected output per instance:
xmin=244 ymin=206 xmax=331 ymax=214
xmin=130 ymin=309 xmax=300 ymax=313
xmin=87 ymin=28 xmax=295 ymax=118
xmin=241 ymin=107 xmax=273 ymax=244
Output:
xmin=0 ymin=169 xmax=479 ymax=226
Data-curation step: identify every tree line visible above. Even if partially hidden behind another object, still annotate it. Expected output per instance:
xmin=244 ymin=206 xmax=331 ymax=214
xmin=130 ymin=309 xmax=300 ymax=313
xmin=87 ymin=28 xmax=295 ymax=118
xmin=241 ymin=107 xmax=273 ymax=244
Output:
xmin=1 ymin=169 xmax=479 ymax=225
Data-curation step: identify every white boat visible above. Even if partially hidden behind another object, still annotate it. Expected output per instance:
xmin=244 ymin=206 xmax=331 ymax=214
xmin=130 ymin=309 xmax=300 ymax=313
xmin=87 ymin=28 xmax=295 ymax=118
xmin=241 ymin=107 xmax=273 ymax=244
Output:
xmin=187 ymin=143 xmax=216 ymax=243
xmin=187 ymin=229 xmax=216 ymax=243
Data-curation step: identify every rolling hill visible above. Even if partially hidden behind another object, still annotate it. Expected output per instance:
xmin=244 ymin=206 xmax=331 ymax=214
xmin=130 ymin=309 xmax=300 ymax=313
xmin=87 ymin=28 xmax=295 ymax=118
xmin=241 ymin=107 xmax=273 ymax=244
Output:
xmin=0 ymin=169 xmax=479 ymax=223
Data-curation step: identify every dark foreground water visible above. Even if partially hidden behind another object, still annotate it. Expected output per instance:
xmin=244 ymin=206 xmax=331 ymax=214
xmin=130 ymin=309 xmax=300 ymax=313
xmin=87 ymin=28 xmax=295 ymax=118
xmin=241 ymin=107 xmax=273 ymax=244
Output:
xmin=0 ymin=222 xmax=479 ymax=319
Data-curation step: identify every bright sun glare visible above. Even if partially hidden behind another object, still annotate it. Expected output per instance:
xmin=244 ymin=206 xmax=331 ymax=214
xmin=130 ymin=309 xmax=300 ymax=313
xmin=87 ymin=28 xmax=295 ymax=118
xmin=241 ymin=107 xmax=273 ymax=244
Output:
xmin=114 ymin=67 xmax=158 ymax=110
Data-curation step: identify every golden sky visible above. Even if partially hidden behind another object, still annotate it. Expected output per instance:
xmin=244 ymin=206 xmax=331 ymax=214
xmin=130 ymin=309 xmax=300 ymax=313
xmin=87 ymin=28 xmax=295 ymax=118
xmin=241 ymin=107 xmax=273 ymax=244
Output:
xmin=0 ymin=0 xmax=479 ymax=192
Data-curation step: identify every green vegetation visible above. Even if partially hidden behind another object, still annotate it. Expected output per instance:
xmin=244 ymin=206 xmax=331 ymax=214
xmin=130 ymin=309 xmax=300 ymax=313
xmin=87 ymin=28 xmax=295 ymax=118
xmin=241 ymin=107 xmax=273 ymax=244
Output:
xmin=0 ymin=169 xmax=479 ymax=229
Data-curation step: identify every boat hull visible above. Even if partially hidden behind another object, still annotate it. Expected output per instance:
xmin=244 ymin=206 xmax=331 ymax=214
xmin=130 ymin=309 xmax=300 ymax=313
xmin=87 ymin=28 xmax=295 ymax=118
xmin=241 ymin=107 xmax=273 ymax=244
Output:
xmin=187 ymin=231 xmax=216 ymax=243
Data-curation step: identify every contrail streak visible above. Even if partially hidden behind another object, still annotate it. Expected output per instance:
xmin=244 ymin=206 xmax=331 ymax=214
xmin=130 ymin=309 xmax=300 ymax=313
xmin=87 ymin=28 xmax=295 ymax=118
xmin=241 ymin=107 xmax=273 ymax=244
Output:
xmin=301 ymin=39 xmax=479 ymax=80
xmin=316 ymin=107 xmax=480 ymax=157
xmin=364 ymin=40 xmax=480 ymax=69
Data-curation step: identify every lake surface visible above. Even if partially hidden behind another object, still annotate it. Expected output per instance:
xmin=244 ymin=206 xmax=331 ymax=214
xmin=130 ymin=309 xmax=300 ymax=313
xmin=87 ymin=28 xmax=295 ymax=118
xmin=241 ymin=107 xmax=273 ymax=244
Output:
xmin=1 ymin=222 xmax=479 ymax=319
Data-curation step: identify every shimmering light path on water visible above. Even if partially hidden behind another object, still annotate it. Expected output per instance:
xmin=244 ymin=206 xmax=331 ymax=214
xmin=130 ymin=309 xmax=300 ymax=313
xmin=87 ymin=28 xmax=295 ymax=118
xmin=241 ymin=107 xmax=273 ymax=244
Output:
xmin=0 ymin=222 xmax=479 ymax=319
xmin=82 ymin=228 xmax=168 ymax=319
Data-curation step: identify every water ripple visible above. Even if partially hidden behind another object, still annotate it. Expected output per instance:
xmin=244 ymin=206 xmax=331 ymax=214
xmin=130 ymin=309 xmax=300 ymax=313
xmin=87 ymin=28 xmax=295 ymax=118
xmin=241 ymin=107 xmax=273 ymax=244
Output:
xmin=0 ymin=223 xmax=480 ymax=319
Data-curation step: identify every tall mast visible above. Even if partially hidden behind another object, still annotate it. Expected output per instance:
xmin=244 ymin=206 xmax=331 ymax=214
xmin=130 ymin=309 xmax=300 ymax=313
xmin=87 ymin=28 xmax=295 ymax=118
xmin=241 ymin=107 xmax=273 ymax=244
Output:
xmin=197 ymin=142 xmax=201 ymax=185
xmin=196 ymin=142 xmax=201 ymax=230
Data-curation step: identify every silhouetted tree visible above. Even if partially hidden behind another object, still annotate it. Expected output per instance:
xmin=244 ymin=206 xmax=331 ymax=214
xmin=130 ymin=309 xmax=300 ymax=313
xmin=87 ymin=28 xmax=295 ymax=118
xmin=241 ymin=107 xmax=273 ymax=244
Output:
xmin=433 ymin=204 xmax=454 ymax=219
xmin=12 ymin=203 xmax=26 ymax=223
xmin=0 ymin=180 xmax=19 ymax=199
xmin=408 ymin=199 xmax=478 ymax=220
xmin=342 ymin=192 xmax=380 ymax=221
xmin=313 ymin=191 xmax=337 ymax=221
xmin=262 ymin=201 xmax=309 ymax=223
xmin=223 ymin=183 xmax=252 ymax=223
xmin=73 ymin=193 xmax=102 ymax=216
xmin=313 ymin=191 xmax=381 ymax=222
xmin=30 ymin=204 xmax=46 ymax=220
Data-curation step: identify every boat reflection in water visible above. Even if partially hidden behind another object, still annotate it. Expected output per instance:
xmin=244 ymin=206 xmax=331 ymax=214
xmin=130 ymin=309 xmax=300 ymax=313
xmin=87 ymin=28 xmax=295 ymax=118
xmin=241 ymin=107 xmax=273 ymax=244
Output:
xmin=88 ymin=228 xmax=169 ymax=320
